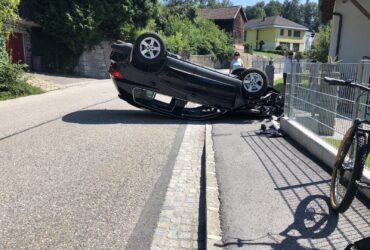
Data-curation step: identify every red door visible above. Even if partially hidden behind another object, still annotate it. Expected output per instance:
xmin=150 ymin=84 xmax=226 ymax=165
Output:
xmin=6 ymin=33 xmax=25 ymax=64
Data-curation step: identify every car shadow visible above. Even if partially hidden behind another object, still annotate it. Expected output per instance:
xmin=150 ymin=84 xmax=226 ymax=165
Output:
xmin=211 ymin=112 xmax=268 ymax=125
xmin=62 ymin=109 xmax=186 ymax=125
xmin=62 ymin=109 xmax=268 ymax=125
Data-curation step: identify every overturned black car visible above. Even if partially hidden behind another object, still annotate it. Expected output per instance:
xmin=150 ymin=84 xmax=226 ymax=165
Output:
xmin=109 ymin=32 xmax=283 ymax=120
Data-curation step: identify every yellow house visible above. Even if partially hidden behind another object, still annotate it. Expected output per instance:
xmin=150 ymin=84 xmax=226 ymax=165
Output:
xmin=245 ymin=16 xmax=309 ymax=52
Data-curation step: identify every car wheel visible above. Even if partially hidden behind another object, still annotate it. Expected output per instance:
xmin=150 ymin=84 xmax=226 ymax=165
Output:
xmin=231 ymin=68 xmax=246 ymax=77
xmin=133 ymin=32 xmax=166 ymax=66
xmin=240 ymin=68 xmax=268 ymax=98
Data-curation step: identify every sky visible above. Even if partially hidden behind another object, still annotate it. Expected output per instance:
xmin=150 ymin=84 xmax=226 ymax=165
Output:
xmin=233 ymin=0 xmax=318 ymax=7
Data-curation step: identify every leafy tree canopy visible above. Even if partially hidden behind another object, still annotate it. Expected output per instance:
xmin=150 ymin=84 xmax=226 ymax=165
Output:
xmin=245 ymin=1 xmax=266 ymax=20
xmin=0 ymin=0 xmax=20 ymax=61
xmin=22 ymin=0 xmax=158 ymax=55
xmin=156 ymin=3 xmax=198 ymax=31
xmin=140 ymin=2 xmax=233 ymax=61
xmin=302 ymin=0 xmax=319 ymax=32
xmin=264 ymin=0 xmax=282 ymax=17
xmin=160 ymin=15 xmax=233 ymax=60
xmin=307 ymin=24 xmax=331 ymax=62
xmin=281 ymin=0 xmax=302 ymax=24
xmin=0 ymin=0 xmax=19 ymax=35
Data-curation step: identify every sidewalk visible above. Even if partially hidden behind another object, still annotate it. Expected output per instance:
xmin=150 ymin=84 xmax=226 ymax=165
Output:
xmin=209 ymin=115 xmax=370 ymax=249
xmin=26 ymin=73 xmax=98 ymax=91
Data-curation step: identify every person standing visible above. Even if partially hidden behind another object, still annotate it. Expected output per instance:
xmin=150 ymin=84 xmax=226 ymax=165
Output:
xmin=229 ymin=52 xmax=244 ymax=73
xmin=283 ymin=51 xmax=293 ymax=94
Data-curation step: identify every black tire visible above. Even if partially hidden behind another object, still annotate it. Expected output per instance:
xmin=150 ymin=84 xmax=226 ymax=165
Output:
xmin=231 ymin=68 xmax=246 ymax=77
xmin=133 ymin=32 xmax=166 ymax=66
xmin=239 ymin=68 xmax=269 ymax=98
xmin=330 ymin=128 xmax=367 ymax=213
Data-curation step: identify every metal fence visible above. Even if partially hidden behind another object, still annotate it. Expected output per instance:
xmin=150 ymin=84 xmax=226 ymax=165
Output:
xmin=284 ymin=60 xmax=370 ymax=149
xmin=252 ymin=56 xmax=309 ymax=74
xmin=252 ymin=57 xmax=284 ymax=74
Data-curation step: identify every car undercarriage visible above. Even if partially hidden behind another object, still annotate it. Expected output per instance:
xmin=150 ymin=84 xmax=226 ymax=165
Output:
xmin=109 ymin=32 xmax=284 ymax=120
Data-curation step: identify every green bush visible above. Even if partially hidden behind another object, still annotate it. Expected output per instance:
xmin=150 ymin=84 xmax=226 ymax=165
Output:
xmin=307 ymin=24 xmax=331 ymax=62
xmin=158 ymin=15 xmax=233 ymax=61
xmin=0 ymin=63 xmax=43 ymax=100
xmin=0 ymin=48 xmax=43 ymax=100
xmin=275 ymin=45 xmax=288 ymax=52
xmin=0 ymin=0 xmax=43 ymax=100
xmin=244 ymin=42 xmax=253 ymax=52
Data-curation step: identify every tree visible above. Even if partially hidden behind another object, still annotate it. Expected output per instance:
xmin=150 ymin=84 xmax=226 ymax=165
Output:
xmin=160 ymin=15 xmax=233 ymax=60
xmin=308 ymin=25 xmax=331 ymax=62
xmin=245 ymin=1 xmax=266 ymax=20
xmin=156 ymin=3 xmax=198 ymax=31
xmin=264 ymin=0 xmax=283 ymax=17
xmin=302 ymin=0 xmax=319 ymax=31
xmin=282 ymin=0 xmax=302 ymax=24
xmin=207 ymin=0 xmax=233 ymax=8
xmin=0 ymin=0 xmax=20 ymax=50
xmin=23 ymin=0 xmax=157 ymax=55
xmin=0 ymin=0 xmax=19 ymax=33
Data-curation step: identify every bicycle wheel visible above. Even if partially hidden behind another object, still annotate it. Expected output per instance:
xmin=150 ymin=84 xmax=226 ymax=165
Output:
xmin=330 ymin=128 xmax=367 ymax=213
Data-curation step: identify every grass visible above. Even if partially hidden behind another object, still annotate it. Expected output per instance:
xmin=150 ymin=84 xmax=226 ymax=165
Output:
xmin=0 ymin=81 xmax=44 ymax=101
xmin=252 ymin=50 xmax=283 ymax=59
xmin=324 ymin=137 xmax=370 ymax=168
xmin=324 ymin=138 xmax=341 ymax=148
xmin=273 ymin=78 xmax=284 ymax=93
xmin=0 ymin=60 xmax=44 ymax=101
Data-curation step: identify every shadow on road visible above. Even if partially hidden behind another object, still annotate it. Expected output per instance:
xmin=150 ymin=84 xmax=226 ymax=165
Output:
xmin=215 ymin=195 xmax=338 ymax=249
xmin=62 ymin=109 xmax=187 ymax=125
xmin=63 ymin=108 xmax=270 ymax=125
xmin=215 ymin=131 xmax=370 ymax=249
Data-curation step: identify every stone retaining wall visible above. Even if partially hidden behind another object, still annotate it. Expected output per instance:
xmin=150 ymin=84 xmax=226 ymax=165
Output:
xmin=74 ymin=41 xmax=112 ymax=79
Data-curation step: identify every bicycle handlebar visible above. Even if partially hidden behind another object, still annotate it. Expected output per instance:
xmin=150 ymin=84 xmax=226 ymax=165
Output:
xmin=324 ymin=77 xmax=353 ymax=86
xmin=324 ymin=77 xmax=370 ymax=92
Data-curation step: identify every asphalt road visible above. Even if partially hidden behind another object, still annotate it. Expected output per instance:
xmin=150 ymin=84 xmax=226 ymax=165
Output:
xmin=212 ymin=115 xmax=370 ymax=250
xmin=0 ymin=80 xmax=186 ymax=248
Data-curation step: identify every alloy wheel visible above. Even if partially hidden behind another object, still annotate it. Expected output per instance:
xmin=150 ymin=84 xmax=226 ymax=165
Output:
xmin=139 ymin=37 xmax=161 ymax=59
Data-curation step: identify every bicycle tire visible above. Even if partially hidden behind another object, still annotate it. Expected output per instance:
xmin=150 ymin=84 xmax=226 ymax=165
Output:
xmin=330 ymin=128 xmax=367 ymax=213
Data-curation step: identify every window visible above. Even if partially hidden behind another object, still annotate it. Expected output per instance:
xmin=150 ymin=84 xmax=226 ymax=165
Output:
xmin=293 ymin=43 xmax=300 ymax=51
xmin=280 ymin=29 xmax=284 ymax=36
xmin=288 ymin=30 xmax=292 ymax=37
xmin=294 ymin=30 xmax=301 ymax=37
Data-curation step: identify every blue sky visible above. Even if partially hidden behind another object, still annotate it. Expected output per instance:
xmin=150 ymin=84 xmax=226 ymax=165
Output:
xmin=234 ymin=0 xmax=318 ymax=7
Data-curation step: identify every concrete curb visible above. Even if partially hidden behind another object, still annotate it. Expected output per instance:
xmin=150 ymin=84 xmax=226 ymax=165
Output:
xmin=205 ymin=122 xmax=223 ymax=250
xmin=280 ymin=117 xmax=337 ymax=167
xmin=280 ymin=117 xmax=370 ymax=200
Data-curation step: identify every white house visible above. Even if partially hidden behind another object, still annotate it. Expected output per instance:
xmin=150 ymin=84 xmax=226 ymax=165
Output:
xmin=319 ymin=0 xmax=370 ymax=62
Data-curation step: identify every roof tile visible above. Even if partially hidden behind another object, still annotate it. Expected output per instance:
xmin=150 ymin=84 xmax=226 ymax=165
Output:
xmin=199 ymin=6 xmax=246 ymax=21
xmin=245 ymin=16 xmax=308 ymax=30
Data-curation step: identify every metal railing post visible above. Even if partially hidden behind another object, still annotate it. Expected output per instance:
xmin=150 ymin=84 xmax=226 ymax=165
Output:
xmin=288 ymin=61 xmax=297 ymax=118
xmin=352 ymin=62 xmax=365 ymax=121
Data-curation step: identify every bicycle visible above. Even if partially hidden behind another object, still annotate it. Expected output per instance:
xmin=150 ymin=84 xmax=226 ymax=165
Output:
xmin=324 ymin=77 xmax=370 ymax=213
